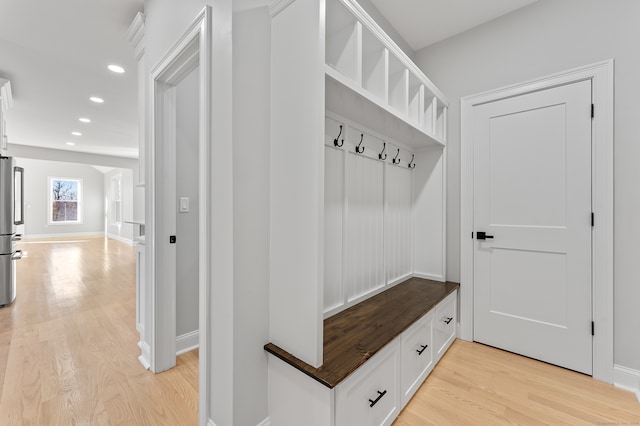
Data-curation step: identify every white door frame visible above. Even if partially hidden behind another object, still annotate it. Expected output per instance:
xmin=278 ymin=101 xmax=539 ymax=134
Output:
xmin=148 ymin=7 xmax=211 ymax=426
xmin=460 ymin=60 xmax=614 ymax=383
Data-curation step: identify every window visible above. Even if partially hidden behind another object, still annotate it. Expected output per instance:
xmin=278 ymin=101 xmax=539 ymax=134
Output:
xmin=111 ymin=175 xmax=122 ymax=226
xmin=48 ymin=177 xmax=82 ymax=224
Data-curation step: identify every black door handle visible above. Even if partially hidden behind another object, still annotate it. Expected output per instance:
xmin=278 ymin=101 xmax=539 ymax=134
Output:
xmin=476 ymin=231 xmax=494 ymax=240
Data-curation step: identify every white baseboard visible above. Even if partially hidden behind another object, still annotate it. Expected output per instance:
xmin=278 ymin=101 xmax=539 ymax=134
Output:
xmin=106 ymin=233 xmax=134 ymax=246
xmin=176 ymin=330 xmax=199 ymax=355
xmin=138 ymin=340 xmax=151 ymax=370
xmin=207 ymin=417 xmax=269 ymax=426
xmin=23 ymin=231 xmax=104 ymax=239
xmin=413 ymin=272 xmax=446 ymax=282
xmin=614 ymin=364 xmax=640 ymax=402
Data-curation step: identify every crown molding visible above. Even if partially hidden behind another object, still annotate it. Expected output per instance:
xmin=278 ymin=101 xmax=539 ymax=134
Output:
xmin=127 ymin=11 xmax=146 ymax=60
xmin=270 ymin=0 xmax=296 ymax=17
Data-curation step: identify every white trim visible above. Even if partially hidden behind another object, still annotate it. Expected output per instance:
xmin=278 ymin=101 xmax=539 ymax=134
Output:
xmin=149 ymin=6 xmax=212 ymax=426
xmin=106 ymin=233 xmax=134 ymax=246
xmin=0 ymin=78 xmax=13 ymax=111
xmin=110 ymin=173 xmax=123 ymax=227
xmin=207 ymin=420 xmax=216 ymax=426
xmin=613 ymin=365 xmax=640 ymax=403
xmin=270 ymin=0 xmax=295 ymax=17
xmin=460 ymin=60 xmax=614 ymax=383
xmin=23 ymin=232 xmax=103 ymax=239
xmin=176 ymin=330 xmax=199 ymax=355
xmin=138 ymin=341 xmax=151 ymax=370
xmin=256 ymin=418 xmax=271 ymax=426
xmin=127 ymin=12 xmax=145 ymax=61
xmin=413 ymin=272 xmax=445 ymax=282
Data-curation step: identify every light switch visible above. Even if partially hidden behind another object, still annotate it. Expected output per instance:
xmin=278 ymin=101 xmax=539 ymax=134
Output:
xmin=179 ymin=197 xmax=190 ymax=213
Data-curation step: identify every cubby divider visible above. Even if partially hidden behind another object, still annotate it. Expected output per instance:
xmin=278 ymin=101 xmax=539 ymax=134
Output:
xmin=388 ymin=56 xmax=407 ymax=115
xmin=408 ymin=74 xmax=422 ymax=126
xmin=326 ymin=0 xmax=361 ymax=85
xmin=361 ymin=28 xmax=387 ymax=103
xmin=324 ymin=0 xmax=448 ymax=146
xmin=422 ymin=93 xmax=436 ymax=135
xmin=436 ymin=102 xmax=447 ymax=141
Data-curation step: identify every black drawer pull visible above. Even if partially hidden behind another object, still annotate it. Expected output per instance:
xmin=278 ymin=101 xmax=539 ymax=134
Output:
xmin=368 ymin=390 xmax=387 ymax=407
xmin=416 ymin=344 xmax=428 ymax=355
xmin=444 ymin=317 xmax=453 ymax=324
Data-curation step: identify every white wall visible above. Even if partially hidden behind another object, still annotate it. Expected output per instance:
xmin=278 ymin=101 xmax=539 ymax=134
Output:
xmin=175 ymin=66 xmax=199 ymax=338
xmin=232 ymin=7 xmax=270 ymax=426
xmin=16 ymin=157 xmax=104 ymax=237
xmin=144 ymin=1 xmax=235 ymax=424
xmin=9 ymin=143 xmax=144 ymax=228
xmin=414 ymin=0 xmax=640 ymax=371
xmin=104 ymin=168 xmax=135 ymax=243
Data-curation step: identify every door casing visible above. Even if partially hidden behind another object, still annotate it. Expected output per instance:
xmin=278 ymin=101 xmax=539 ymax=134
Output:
xmin=149 ymin=7 xmax=212 ymax=426
xmin=460 ymin=60 xmax=614 ymax=383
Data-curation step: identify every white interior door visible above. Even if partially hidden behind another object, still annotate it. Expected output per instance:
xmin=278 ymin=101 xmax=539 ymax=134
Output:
xmin=473 ymin=80 xmax=593 ymax=374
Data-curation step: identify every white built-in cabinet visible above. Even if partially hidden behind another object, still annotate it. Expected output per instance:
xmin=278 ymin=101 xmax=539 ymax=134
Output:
xmin=268 ymin=289 xmax=458 ymax=426
xmin=334 ymin=291 xmax=457 ymax=425
xmin=269 ymin=0 xmax=450 ymax=423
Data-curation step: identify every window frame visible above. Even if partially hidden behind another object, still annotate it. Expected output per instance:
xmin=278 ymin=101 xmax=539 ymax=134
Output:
xmin=111 ymin=174 xmax=122 ymax=227
xmin=47 ymin=176 xmax=83 ymax=225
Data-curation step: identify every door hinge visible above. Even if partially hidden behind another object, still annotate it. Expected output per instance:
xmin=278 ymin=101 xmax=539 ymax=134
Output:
xmin=591 ymin=212 xmax=594 ymax=227
xmin=591 ymin=103 xmax=595 ymax=119
xmin=471 ymin=232 xmax=474 ymax=239
xmin=591 ymin=321 xmax=595 ymax=336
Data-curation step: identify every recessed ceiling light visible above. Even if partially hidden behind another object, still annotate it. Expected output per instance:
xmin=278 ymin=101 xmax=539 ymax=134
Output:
xmin=71 ymin=131 xmax=82 ymax=136
xmin=108 ymin=64 xmax=125 ymax=74
xmin=66 ymin=142 xmax=75 ymax=146
xmin=78 ymin=117 xmax=91 ymax=123
xmin=90 ymin=96 xmax=104 ymax=103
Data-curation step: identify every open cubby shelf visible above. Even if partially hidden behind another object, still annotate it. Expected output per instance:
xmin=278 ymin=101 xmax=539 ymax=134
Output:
xmin=325 ymin=0 xmax=448 ymax=147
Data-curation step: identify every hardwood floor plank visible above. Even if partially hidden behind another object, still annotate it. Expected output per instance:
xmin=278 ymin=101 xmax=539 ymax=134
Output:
xmin=0 ymin=236 xmax=198 ymax=425
xmin=396 ymin=339 xmax=640 ymax=425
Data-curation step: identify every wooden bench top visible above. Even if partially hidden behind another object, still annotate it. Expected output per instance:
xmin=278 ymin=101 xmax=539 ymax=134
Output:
xmin=265 ymin=277 xmax=459 ymax=388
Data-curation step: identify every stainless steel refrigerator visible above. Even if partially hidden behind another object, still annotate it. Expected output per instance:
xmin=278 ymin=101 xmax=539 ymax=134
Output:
xmin=0 ymin=157 xmax=23 ymax=307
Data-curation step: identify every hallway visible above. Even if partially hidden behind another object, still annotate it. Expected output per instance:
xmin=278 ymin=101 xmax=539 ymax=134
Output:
xmin=0 ymin=236 xmax=198 ymax=425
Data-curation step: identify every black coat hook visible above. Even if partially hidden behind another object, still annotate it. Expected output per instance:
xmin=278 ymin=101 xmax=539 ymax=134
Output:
xmin=392 ymin=148 xmax=401 ymax=164
xmin=379 ymin=142 xmax=387 ymax=160
xmin=408 ymin=154 xmax=416 ymax=169
xmin=333 ymin=125 xmax=344 ymax=148
xmin=355 ymin=134 xmax=365 ymax=154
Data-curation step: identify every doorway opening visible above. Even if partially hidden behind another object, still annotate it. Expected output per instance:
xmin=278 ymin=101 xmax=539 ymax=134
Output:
xmin=148 ymin=7 xmax=211 ymax=426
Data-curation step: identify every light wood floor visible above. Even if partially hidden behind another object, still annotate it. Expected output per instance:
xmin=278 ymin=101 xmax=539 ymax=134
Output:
xmin=0 ymin=236 xmax=198 ymax=425
xmin=396 ymin=339 xmax=640 ymax=425
xmin=2 ymin=236 xmax=638 ymax=425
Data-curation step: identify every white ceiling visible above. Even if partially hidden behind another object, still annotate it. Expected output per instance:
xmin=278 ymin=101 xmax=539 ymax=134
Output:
xmin=0 ymin=0 xmax=143 ymax=158
xmin=0 ymin=0 xmax=537 ymax=160
xmin=370 ymin=0 xmax=539 ymax=51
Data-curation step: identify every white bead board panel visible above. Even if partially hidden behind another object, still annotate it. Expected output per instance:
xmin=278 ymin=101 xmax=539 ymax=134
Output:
xmin=345 ymin=151 xmax=385 ymax=303
xmin=324 ymin=143 xmax=345 ymax=313
xmin=386 ymin=165 xmax=412 ymax=285
xmin=412 ymin=147 xmax=446 ymax=281
xmin=324 ymin=113 xmax=423 ymax=317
